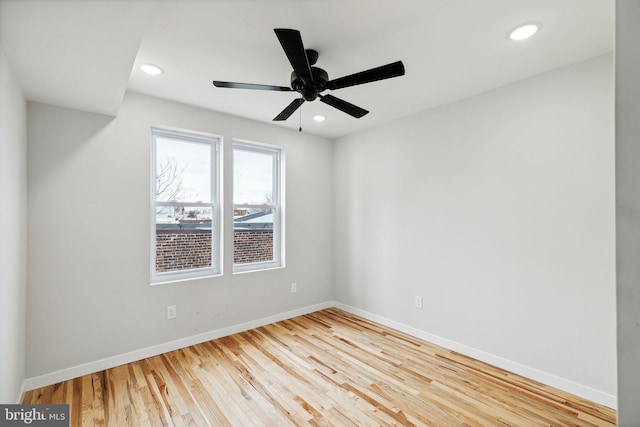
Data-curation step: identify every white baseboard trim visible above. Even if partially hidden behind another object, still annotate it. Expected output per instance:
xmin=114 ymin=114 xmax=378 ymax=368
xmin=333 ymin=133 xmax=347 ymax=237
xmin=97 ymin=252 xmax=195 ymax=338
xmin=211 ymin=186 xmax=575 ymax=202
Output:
xmin=23 ymin=300 xmax=617 ymax=410
xmin=22 ymin=301 xmax=335 ymax=393
xmin=334 ymin=302 xmax=617 ymax=410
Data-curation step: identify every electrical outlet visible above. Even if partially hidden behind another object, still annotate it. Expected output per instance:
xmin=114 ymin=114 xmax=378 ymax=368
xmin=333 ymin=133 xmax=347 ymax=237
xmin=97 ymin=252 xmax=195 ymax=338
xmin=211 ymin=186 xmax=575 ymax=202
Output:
xmin=291 ymin=282 xmax=297 ymax=293
xmin=167 ymin=305 xmax=177 ymax=319
xmin=415 ymin=296 xmax=423 ymax=309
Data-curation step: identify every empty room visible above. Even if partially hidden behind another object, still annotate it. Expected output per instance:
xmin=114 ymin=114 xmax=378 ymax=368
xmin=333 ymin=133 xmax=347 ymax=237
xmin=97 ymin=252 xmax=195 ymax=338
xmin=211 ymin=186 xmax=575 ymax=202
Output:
xmin=1 ymin=0 xmax=639 ymax=425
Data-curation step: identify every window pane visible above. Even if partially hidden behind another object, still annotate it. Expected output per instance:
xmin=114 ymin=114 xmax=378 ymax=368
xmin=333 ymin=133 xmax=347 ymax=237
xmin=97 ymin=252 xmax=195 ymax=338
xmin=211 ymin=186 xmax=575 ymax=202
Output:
xmin=156 ymin=137 xmax=211 ymax=203
xmin=151 ymin=127 xmax=220 ymax=283
xmin=234 ymin=207 xmax=274 ymax=264
xmin=233 ymin=149 xmax=273 ymax=205
xmin=232 ymin=142 xmax=282 ymax=273
xmin=156 ymin=206 xmax=214 ymax=273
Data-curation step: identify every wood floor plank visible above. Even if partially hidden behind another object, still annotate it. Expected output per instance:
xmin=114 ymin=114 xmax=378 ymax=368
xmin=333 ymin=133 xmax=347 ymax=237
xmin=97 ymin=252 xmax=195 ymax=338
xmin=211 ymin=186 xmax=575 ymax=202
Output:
xmin=21 ymin=308 xmax=616 ymax=426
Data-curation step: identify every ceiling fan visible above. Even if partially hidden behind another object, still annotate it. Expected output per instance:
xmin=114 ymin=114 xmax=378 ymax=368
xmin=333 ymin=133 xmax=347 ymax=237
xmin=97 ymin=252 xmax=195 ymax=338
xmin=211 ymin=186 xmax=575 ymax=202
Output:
xmin=213 ymin=28 xmax=405 ymax=122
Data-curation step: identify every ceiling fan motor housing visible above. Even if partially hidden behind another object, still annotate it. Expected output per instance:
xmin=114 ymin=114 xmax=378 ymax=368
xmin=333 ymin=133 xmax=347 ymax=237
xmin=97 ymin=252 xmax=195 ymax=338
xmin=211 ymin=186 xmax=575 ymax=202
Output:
xmin=291 ymin=66 xmax=328 ymax=101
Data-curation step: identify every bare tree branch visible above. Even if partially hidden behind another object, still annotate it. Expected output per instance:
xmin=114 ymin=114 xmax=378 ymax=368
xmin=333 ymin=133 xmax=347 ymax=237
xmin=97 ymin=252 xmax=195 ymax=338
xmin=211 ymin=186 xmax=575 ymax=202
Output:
xmin=156 ymin=157 xmax=185 ymax=202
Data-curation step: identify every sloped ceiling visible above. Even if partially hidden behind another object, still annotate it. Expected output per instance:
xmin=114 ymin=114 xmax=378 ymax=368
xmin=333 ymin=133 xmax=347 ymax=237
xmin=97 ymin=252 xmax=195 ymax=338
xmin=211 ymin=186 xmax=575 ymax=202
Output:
xmin=0 ymin=0 xmax=155 ymax=116
xmin=0 ymin=0 xmax=613 ymax=138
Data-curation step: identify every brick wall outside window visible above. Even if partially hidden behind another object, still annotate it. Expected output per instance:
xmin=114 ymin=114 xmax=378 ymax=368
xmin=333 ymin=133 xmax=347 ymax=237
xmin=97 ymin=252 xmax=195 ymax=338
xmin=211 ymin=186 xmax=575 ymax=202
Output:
xmin=155 ymin=228 xmax=273 ymax=272
xmin=156 ymin=229 xmax=212 ymax=272
xmin=234 ymin=229 xmax=273 ymax=264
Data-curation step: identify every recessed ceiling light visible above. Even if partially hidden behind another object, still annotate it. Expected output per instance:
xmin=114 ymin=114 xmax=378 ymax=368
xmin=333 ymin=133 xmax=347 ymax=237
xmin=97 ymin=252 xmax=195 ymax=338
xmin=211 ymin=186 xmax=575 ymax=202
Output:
xmin=313 ymin=115 xmax=326 ymax=122
xmin=140 ymin=64 xmax=163 ymax=75
xmin=508 ymin=23 xmax=540 ymax=41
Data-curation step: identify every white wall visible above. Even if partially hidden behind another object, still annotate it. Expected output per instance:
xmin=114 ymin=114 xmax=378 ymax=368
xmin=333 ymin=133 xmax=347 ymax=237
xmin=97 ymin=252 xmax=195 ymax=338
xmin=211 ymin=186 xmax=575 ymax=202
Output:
xmin=25 ymin=92 xmax=334 ymax=381
xmin=333 ymin=55 xmax=616 ymax=406
xmin=615 ymin=0 xmax=640 ymax=424
xmin=0 ymin=48 xmax=28 ymax=402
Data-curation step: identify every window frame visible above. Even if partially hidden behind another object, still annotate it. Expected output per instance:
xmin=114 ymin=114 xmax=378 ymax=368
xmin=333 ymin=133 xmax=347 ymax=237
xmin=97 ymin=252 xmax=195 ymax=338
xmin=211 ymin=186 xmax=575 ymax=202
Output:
xmin=150 ymin=126 xmax=222 ymax=284
xmin=232 ymin=139 xmax=285 ymax=274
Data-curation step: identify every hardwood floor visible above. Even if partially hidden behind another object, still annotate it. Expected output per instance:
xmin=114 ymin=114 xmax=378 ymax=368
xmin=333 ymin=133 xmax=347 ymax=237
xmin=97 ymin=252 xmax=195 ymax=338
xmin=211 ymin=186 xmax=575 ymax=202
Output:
xmin=22 ymin=308 xmax=616 ymax=426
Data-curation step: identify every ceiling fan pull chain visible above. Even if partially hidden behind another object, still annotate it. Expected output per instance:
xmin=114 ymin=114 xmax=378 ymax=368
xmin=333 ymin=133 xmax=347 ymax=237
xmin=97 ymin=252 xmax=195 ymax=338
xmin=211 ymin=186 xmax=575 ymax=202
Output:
xmin=299 ymin=99 xmax=303 ymax=132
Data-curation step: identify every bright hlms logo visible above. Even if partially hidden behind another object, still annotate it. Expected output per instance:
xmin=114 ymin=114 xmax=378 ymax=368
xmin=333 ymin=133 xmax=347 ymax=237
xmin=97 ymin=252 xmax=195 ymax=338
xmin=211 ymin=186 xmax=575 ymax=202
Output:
xmin=4 ymin=407 xmax=46 ymax=424
xmin=1 ymin=405 xmax=68 ymax=425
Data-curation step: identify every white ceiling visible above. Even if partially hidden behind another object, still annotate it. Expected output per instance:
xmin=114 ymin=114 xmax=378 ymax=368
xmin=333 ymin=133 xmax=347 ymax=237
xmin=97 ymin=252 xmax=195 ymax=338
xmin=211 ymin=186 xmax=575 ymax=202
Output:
xmin=0 ymin=0 xmax=613 ymax=139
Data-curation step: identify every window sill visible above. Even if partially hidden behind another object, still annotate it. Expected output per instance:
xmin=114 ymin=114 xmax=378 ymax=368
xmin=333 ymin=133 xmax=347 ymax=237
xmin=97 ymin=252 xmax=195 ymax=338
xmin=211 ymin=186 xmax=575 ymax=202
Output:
xmin=151 ymin=271 xmax=222 ymax=286
xmin=232 ymin=264 xmax=284 ymax=275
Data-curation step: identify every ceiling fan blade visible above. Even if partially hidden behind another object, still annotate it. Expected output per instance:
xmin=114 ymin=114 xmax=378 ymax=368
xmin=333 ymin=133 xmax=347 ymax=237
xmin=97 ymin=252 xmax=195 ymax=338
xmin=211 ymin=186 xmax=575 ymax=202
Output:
xmin=319 ymin=94 xmax=368 ymax=118
xmin=213 ymin=81 xmax=293 ymax=91
xmin=274 ymin=28 xmax=314 ymax=83
xmin=273 ymin=98 xmax=305 ymax=121
xmin=326 ymin=61 xmax=405 ymax=91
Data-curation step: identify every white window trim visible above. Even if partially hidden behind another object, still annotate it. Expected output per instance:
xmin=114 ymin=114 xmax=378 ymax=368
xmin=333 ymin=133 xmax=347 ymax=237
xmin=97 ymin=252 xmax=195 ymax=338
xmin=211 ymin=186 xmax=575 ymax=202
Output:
xmin=232 ymin=139 xmax=285 ymax=274
xmin=150 ymin=126 xmax=223 ymax=284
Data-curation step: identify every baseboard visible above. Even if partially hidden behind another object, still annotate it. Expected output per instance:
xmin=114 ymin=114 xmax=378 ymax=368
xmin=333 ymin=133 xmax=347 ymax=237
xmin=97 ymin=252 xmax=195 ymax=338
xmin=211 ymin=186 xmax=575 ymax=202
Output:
xmin=334 ymin=302 xmax=617 ymax=410
xmin=22 ymin=300 xmax=617 ymax=410
xmin=22 ymin=301 xmax=335 ymax=393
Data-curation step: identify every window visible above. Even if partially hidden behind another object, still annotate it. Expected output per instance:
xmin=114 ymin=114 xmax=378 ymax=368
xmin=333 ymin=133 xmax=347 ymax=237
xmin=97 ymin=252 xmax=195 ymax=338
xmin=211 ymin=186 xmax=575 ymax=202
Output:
xmin=233 ymin=140 xmax=284 ymax=273
xmin=151 ymin=127 xmax=221 ymax=283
